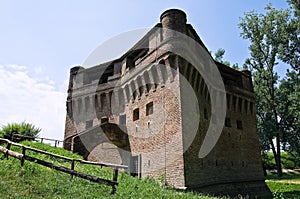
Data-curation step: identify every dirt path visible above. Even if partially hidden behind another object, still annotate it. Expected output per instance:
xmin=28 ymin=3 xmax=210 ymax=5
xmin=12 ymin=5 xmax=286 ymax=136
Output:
xmin=266 ymin=180 xmax=300 ymax=184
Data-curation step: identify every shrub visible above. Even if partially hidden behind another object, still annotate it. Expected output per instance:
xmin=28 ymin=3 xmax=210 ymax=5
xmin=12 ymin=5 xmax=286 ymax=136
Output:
xmin=0 ymin=122 xmax=41 ymax=142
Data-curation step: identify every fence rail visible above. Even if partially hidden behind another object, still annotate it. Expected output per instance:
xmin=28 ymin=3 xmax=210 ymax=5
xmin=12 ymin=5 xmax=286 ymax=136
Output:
xmin=11 ymin=134 xmax=63 ymax=147
xmin=0 ymin=138 xmax=127 ymax=194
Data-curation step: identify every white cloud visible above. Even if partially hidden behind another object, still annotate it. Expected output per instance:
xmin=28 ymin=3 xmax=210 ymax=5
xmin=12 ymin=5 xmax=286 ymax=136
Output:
xmin=7 ymin=64 xmax=27 ymax=70
xmin=0 ymin=64 xmax=67 ymax=141
xmin=34 ymin=67 xmax=43 ymax=75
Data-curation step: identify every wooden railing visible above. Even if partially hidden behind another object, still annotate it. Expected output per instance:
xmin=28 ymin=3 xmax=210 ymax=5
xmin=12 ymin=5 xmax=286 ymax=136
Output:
xmin=0 ymin=138 xmax=127 ymax=194
xmin=11 ymin=134 xmax=63 ymax=147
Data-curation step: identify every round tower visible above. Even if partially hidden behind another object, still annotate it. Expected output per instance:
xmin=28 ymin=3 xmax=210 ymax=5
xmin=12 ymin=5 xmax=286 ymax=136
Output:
xmin=160 ymin=9 xmax=187 ymax=39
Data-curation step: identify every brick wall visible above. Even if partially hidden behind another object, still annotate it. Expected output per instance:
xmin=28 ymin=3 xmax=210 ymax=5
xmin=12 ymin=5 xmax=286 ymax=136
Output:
xmin=63 ymin=8 xmax=271 ymax=197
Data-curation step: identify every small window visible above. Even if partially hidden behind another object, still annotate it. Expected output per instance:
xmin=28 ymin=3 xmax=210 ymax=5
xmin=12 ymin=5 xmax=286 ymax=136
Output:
xmin=200 ymin=80 xmax=204 ymax=93
xmin=196 ymin=74 xmax=200 ymax=92
xmin=100 ymin=93 xmax=106 ymax=111
xmin=94 ymin=94 xmax=99 ymax=109
xmin=250 ymin=102 xmax=254 ymax=114
xmin=101 ymin=117 xmax=108 ymax=124
xmin=225 ymin=117 xmax=231 ymax=127
xmin=205 ymin=87 xmax=209 ymax=100
xmin=191 ymin=68 xmax=196 ymax=84
xmin=237 ymin=120 xmax=243 ymax=130
xmin=232 ymin=96 xmax=237 ymax=111
xmin=85 ymin=120 xmax=93 ymax=129
xmin=238 ymin=98 xmax=243 ymax=113
xmin=146 ymin=102 xmax=153 ymax=116
xmin=133 ymin=91 xmax=138 ymax=100
xmin=226 ymin=94 xmax=231 ymax=110
xmin=186 ymin=64 xmax=192 ymax=79
xmin=244 ymin=100 xmax=248 ymax=114
xmin=133 ymin=108 xmax=139 ymax=121
xmin=119 ymin=114 xmax=126 ymax=125
xmin=146 ymin=84 xmax=151 ymax=93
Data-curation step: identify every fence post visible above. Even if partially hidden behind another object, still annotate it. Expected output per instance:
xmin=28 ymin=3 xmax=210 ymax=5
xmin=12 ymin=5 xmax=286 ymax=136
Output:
xmin=40 ymin=138 xmax=43 ymax=143
xmin=21 ymin=146 xmax=26 ymax=166
xmin=5 ymin=143 xmax=11 ymax=159
xmin=111 ymin=168 xmax=118 ymax=194
xmin=70 ymin=159 xmax=75 ymax=180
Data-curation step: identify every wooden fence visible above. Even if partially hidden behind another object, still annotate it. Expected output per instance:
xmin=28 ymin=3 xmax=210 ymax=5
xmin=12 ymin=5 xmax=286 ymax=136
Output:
xmin=11 ymin=134 xmax=63 ymax=147
xmin=0 ymin=138 xmax=127 ymax=194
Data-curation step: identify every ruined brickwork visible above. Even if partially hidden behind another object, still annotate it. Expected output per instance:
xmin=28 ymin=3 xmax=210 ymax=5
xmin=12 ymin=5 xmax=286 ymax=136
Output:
xmin=64 ymin=9 xmax=271 ymax=197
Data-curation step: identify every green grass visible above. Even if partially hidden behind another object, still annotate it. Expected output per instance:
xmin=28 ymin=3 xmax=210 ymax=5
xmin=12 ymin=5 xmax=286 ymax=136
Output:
xmin=266 ymin=173 xmax=300 ymax=199
xmin=1 ymin=141 xmax=300 ymax=198
xmin=0 ymin=141 xmax=215 ymax=199
xmin=262 ymin=151 xmax=300 ymax=169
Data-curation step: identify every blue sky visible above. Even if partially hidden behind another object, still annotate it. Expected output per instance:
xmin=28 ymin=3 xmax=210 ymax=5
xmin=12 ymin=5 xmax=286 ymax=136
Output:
xmin=0 ymin=1 xmax=290 ymax=140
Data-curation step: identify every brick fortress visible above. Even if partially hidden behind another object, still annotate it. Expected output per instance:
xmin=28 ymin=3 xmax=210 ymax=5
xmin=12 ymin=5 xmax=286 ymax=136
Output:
xmin=64 ymin=9 xmax=271 ymax=197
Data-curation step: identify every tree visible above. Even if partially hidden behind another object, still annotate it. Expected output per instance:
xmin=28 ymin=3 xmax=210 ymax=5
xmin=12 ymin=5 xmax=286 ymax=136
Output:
xmin=239 ymin=3 xmax=292 ymax=176
xmin=0 ymin=122 xmax=41 ymax=142
xmin=214 ymin=48 xmax=239 ymax=69
xmin=278 ymin=70 xmax=300 ymax=155
xmin=279 ymin=0 xmax=300 ymax=71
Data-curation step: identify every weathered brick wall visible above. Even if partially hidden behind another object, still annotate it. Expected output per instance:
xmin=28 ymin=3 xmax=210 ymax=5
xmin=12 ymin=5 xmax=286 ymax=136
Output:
xmin=180 ymin=59 xmax=269 ymax=196
xmin=63 ymin=8 xmax=271 ymax=197
xmin=126 ymin=67 xmax=185 ymax=187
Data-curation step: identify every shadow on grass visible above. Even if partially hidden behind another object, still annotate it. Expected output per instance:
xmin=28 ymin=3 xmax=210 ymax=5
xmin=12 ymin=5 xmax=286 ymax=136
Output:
xmin=282 ymin=190 xmax=300 ymax=198
xmin=266 ymin=173 xmax=300 ymax=180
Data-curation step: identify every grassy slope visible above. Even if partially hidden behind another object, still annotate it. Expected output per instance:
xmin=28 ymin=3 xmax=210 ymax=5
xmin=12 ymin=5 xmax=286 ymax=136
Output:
xmin=1 ymin=141 xmax=300 ymax=198
xmin=0 ymin=141 xmax=215 ymax=199
xmin=266 ymin=173 xmax=300 ymax=198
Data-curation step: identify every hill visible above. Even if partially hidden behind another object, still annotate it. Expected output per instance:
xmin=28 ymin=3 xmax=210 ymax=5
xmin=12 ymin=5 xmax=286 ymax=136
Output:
xmin=0 ymin=141 xmax=215 ymax=199
xmin=1 ymin=141 xmax=299 ymax=198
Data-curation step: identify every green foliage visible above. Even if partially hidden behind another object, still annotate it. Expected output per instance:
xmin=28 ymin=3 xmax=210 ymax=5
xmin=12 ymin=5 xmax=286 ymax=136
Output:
xmin=214 ymin=48 xmax=226 ymax=63
xmin=262 ymin=152 xmax=300 ymax=170
xmin=262 ymin=152 xmax=276 ymax=170
xmin=279 ymin=0 xmax=300 ymax=71
xmin=239 ymin=4 xmax=291 ymax=72
xmin=238 ymin=2 xmax=300 ymax=176
xmin=0 ymin=130 xmax=3 ymax=138
xmin=0 ymin=122 xmax=41 ymax=141
xmin=0 ymin=142 xmax=217 ymax=199
xmin=278 ymin=70 xmax=300 ymax=156
xmin=213 ymin=48 xmax=239 ymax=69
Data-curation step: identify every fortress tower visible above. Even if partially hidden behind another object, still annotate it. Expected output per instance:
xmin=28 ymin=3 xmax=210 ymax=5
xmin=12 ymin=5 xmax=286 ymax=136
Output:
xmin=64 ymin=9 xmax=271 ymax=198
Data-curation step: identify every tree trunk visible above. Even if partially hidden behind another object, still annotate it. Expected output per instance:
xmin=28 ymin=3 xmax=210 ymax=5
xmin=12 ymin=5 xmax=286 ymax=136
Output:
xmin=269 ymin=136 xmax=282 ymax=176
xmin=275 ymin=134 xmax=283 ymax=177
xmin=270 ymin=71 xmax=283 ymax=177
